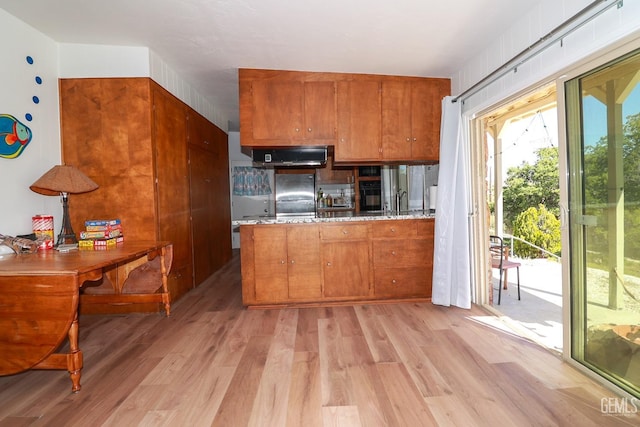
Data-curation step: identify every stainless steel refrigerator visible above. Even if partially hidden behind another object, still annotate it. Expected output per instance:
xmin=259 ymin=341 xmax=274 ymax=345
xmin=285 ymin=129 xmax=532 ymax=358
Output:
xmin=275 ymin=172 xmax=316 ymax=216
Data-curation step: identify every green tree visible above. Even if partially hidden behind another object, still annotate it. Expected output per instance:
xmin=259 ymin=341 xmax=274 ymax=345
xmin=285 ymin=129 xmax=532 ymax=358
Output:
xmin=583 ymin=112 xmax=640 ymax=260
xmin=511 ymin=204 xmax=561 ymax=258
xmin=502 ymin=147 xmax=559 ymax=229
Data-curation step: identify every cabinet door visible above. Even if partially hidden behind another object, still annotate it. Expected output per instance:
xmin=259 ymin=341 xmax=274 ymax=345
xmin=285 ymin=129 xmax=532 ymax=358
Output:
xmin=189 ymin=145 xmax=215 ymax=286
xmin=287 ymin=225 xmax=322 ymax=299
xmin=251 ymin=80 xmax=303 ymax=144
xmin=253 ymin=226 xmax=289 ymax=302
xmin=381 ymin=80 xmax=412 ymax=160
xmin=410 ymin=79 xmax=450 ymax=161
xmin=304 ymin=81 xmax=336 ymax=143
xmin=322 ymin=240 xmax=371 ymax=298
xmin=153 ymin=85 xmax=193 ymax=298
xmin=335 ymin=80 xmax=382 ymax=162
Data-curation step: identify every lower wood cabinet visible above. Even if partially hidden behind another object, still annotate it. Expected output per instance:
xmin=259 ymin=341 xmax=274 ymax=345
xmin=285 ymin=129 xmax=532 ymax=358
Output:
xmin=321 ymin=223 xmax=371 ymax=299
xmin=240 ymin=218 xmax=434 ymax=306
xmin=371 ymin=220 xmax=434 ymax=299
xmin=246 ymin=224 xmax=321 ymax=304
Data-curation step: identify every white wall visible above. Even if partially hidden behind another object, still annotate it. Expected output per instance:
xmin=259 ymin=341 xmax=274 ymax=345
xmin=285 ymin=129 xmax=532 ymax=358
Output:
xmin=454 ymin=0 xmax=640 ymax=113
xmin=0 ymin=9 xmax=229 ymax=239
xmin=0 ymin=9 xmax=63 ymax=237
xmin=58 ymin=44 xmax=228 ymax=132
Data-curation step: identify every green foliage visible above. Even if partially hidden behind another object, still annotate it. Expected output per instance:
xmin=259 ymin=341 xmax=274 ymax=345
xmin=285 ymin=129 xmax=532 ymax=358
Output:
xmin=502 ymin=147 xmax=559 ymax=229
xmin=583 ymin=112 xmax=640 ymax=260
xmin=511 ymin=204 xmax=561 ymax=258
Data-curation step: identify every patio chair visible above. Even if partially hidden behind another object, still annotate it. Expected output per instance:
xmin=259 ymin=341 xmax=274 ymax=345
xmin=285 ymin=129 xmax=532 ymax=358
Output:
xmin=489 ymin=235 xmax=521 ymax=305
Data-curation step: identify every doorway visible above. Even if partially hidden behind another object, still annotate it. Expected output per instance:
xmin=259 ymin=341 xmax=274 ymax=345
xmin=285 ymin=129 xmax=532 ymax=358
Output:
xmin=480 ymin=85 xmax=563 ymax=352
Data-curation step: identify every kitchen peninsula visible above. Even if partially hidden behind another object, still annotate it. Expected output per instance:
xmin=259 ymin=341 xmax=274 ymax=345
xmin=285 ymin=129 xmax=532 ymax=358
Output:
xmin=235 ymin=211 xmax=434 ymax=307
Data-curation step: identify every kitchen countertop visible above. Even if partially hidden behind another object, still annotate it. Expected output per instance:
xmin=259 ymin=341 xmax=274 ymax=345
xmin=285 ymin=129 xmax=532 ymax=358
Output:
xmin=233 ymin=210 xmax=435 ymax=226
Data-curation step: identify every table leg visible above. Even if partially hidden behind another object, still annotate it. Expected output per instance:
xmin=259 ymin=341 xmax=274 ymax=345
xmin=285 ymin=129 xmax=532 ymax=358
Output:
xmin=160 ymin=246 xmax=171 ymax=316
xmin=67 ymin=312 xmax=83 ymax=393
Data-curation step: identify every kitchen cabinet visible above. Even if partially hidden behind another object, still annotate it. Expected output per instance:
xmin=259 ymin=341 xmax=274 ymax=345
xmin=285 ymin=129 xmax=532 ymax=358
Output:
xmin=239 ymin=68 xmax=450 ymax=163
xmin=381 ymin=78 xmax=451 ymax=161
xmin=238 ymin=218 xmax=433 ymax=307
xmin=60 ymin=77 xmax=231 ymax=312
xmin=243 ymin=224 xmax=321 ymax=304
xmin=320 ymin=223 xmax=371 ymax=299
xmin=372 ymin=220 xmax=433 ymax=298
xmin=240 ymin=69 xmax=336 ymax=147
xmin=335 ymin=79 xmax=382 ymax=162
xmin=188 ymin=111 xmax=232 ymax=286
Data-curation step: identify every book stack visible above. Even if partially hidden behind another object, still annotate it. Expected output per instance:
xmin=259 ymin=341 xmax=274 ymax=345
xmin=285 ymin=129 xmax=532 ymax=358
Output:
xmin=78 ymin=219 xmax=124 ymax=250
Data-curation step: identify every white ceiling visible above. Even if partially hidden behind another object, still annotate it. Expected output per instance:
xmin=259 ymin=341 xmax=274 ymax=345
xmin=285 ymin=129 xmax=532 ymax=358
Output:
xmin=1 ymin=0 xmax=542 ymax=130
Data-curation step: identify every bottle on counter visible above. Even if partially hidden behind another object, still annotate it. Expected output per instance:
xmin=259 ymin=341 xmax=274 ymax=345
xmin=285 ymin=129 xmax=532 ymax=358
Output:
xmin=326 ymin=194 xmax=333 ymax=207
xmin=317 ymin=188 xmax=324 ymax=208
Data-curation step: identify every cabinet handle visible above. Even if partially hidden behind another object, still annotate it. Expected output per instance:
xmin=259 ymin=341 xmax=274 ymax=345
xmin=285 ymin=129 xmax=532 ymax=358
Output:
xmin=307 ymin=127 xmax=312 ymax=133
xmin=390 ymin=228 xmax=395 ymax=232
xmin=280 ymin=260 xmax=286 ymax=264
xmin=295 ymin=127 xmax=300 ymax=132
xmin=406 ymin=137 xmax=410 ymax=142
xmin=326 ymin=261 xmax=332 ymax=266
xmin=204 ymin=140 xmax=210 ymax=145
xmin=340 ymin=138 xmax=345 ymax=143
xmin=391 ymin=250 xmax=396 ymax=256
xmin=392 ymin=279 xmax=397 ymax=285
xmin=290 ymin=259 xmax=295 ymax=264
xmin=342 ymin=229 xmax=348 ymax=235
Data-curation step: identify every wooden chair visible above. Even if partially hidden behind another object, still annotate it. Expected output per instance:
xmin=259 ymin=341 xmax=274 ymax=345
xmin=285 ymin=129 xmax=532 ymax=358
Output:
xmin=489 ymin=235 xmax=521 ymax=305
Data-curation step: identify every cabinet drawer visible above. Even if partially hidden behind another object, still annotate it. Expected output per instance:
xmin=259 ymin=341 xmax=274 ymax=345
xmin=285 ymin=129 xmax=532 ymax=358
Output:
xmin=374 ymin=267 xmax=431 ymax=298
xmin=417 ymin=220 xmax=434 ymax=238
xmin=321 ymin=223 xmax=369 ymax=240
xmin=373 ymin=239 xmax=430 ymax=268
xmin=374 ymin=220 xmax=417 ymax=238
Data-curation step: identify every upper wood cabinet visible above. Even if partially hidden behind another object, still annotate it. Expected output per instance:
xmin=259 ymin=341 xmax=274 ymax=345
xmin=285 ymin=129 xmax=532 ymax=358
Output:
xmin=239 ymin=68 xmax=450 ymax=162
xmin=381 ymin=77 xmax=451 ymax=161
xmin=335 ymin=80 xmax=382 ymax=163
xmin=240 ymin=69 xmax=336 ymax=147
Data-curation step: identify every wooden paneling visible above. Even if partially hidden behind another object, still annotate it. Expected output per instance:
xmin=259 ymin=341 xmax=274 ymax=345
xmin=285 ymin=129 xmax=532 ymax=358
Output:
xmin=60 ymin=77 xmax=231 ymax=311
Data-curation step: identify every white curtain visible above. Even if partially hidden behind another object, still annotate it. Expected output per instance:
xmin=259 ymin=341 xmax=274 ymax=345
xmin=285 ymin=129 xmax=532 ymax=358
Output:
xmin=431 ymin=96 xmax=472 ymax=309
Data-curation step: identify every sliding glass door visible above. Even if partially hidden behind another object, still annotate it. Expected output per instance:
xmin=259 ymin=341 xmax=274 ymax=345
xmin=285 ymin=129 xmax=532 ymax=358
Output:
xmin=566 ymin=49 xmax=640 ymax=397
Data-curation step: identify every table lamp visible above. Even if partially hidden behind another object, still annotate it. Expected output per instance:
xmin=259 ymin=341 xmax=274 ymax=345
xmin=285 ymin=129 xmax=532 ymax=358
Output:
xmin=30 ymin=165 xmax=99 ymax=246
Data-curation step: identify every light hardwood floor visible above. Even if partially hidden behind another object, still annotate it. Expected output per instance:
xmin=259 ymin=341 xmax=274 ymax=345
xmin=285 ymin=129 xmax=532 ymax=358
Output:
xmin=0 ymin=251 xmax=637 ymax=426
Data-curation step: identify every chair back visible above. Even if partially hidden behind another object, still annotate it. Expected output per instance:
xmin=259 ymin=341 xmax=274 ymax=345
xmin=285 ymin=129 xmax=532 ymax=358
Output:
xmin=489 ymin=235 xmax=504 ymax=269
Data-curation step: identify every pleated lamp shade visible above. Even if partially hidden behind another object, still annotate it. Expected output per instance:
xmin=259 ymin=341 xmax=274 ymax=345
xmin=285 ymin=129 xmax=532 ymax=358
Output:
xmin=30 ymin=165 xmax=98 ymax=196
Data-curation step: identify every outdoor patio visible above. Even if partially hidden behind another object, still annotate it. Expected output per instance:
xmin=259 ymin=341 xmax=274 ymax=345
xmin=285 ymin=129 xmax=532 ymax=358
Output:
xmin=489 ymin=257 xmax=564 ymax=352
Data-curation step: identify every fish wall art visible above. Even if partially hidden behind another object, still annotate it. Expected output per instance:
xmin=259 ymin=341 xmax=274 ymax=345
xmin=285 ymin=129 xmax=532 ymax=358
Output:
xmin=1 ymin=55 xmax=42 ymax=159
xmin=0 ymin=114 xmax=32 ymax=159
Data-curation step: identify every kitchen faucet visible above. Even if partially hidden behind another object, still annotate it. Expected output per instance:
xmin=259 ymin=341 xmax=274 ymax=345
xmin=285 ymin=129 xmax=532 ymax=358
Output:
xmin=395 ymin=190 xmax=407 ymax=212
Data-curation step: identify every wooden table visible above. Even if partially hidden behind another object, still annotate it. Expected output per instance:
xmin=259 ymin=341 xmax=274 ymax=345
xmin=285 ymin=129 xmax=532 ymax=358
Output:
xmin=0 ymin=241 xmax=172 ymax=392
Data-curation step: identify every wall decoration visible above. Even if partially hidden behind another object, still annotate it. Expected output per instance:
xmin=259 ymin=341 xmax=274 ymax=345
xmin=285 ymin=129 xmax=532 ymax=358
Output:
xmin=0 ymin=55 xmax=42 ymax=159
xmin=0 ymin=114 xmax=32 ymax=159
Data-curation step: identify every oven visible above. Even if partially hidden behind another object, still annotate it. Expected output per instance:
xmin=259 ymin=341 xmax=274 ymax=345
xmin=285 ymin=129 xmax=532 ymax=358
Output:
xmin=359 ymin=180 xmax=382 ymax=211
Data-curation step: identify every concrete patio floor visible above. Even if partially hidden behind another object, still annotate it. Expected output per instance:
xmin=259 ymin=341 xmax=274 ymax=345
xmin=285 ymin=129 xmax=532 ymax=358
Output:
xmin=489 ymin=257 xmax=564 ymax=353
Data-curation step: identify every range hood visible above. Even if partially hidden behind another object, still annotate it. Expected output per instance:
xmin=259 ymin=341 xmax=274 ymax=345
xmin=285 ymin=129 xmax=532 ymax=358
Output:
xmin=252 ymin=147 xmax=327 ymax=167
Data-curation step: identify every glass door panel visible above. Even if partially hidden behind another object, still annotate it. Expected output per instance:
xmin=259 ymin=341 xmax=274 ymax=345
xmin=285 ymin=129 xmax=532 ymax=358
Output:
xmin=566 ymin=49 xmax=640 ymax=397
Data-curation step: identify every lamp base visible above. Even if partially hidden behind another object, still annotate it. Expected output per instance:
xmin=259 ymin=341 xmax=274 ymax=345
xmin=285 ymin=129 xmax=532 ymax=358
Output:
xmin=56 ymin=193 xmax=78 ymax=246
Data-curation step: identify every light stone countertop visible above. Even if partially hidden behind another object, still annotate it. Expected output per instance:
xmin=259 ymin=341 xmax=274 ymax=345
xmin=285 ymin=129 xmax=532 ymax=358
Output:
xmin=232 ymin=210 xmax=435 ymax=226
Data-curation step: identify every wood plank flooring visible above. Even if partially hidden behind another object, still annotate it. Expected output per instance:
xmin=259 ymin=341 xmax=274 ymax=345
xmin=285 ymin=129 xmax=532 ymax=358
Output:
xmin=0 ymin=251 xmax=637 ymax=426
